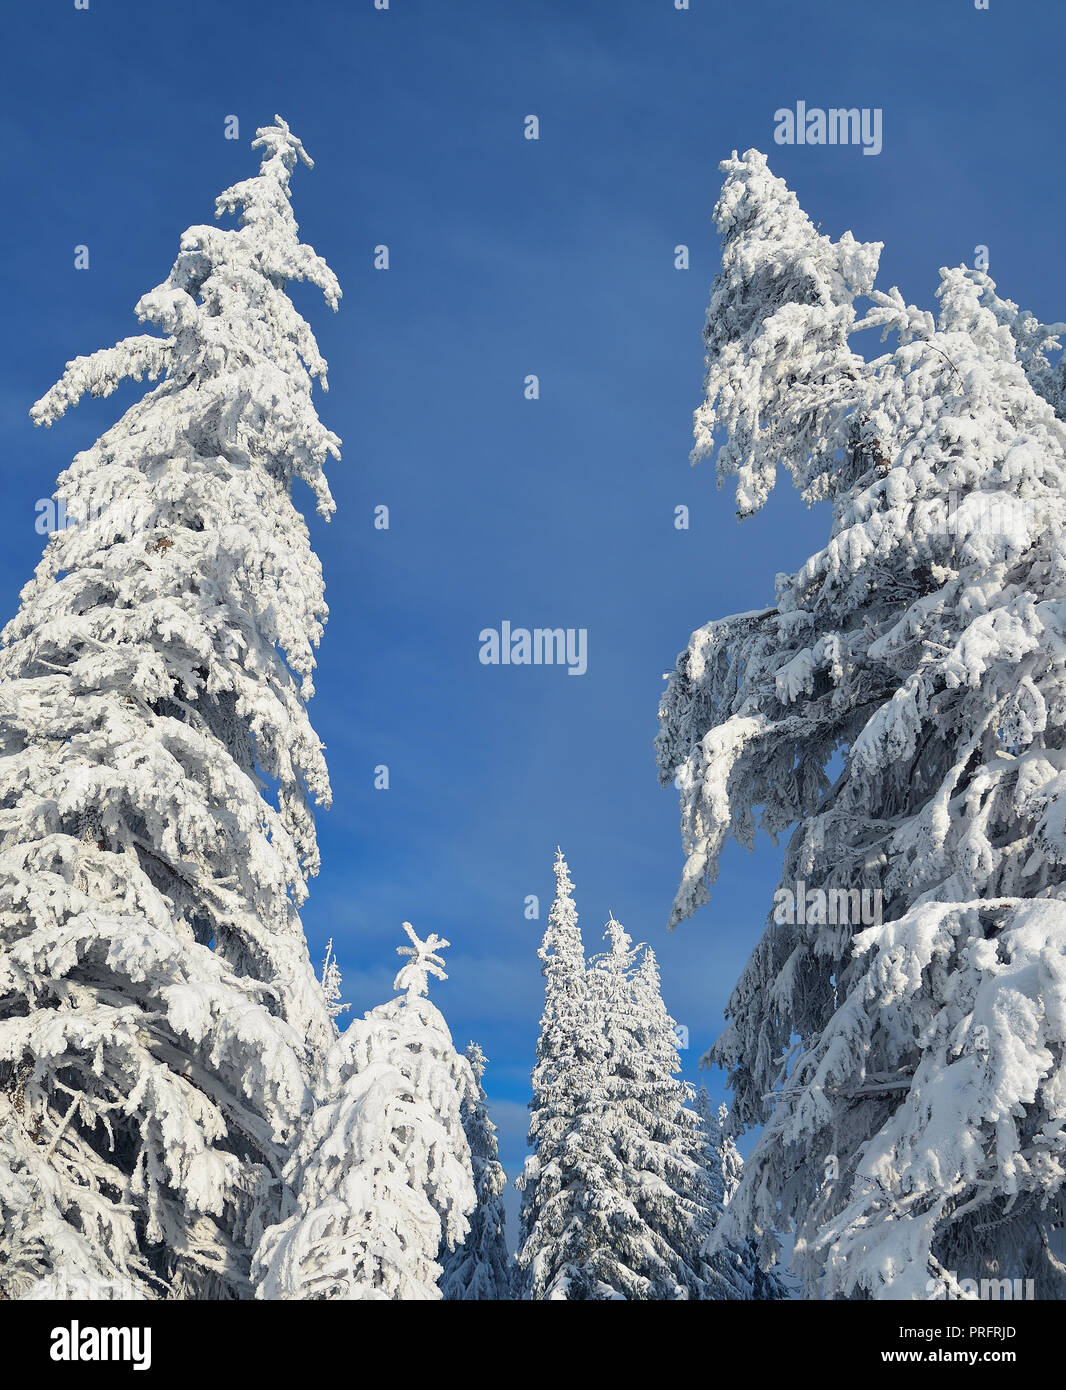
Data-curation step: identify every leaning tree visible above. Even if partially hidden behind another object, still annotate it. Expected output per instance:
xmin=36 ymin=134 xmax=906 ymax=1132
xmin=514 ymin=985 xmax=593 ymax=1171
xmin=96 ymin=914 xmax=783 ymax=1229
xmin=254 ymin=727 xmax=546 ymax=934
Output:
xmin=657 ymin=149 xmax=1066 ymax=1298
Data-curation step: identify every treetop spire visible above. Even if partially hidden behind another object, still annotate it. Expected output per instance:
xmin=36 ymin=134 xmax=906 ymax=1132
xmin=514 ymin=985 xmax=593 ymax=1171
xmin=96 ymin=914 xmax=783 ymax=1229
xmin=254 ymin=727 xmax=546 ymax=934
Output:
xmin=602 ymin=914 xmax=632 ymax=956
xmin=252 ymin=114 xmax=315 ymax=177
xmin=394 ymin=921 xmax=450 ymax=999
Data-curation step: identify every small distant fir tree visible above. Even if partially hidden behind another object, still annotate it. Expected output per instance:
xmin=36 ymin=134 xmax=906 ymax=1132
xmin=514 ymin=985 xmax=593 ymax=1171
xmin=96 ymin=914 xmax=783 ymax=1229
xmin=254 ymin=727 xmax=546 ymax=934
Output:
xmin=518 ymin=852 xmax=723 ymax=1299
xmin=254 ymin=924 xmax=477 ymax=1300
xmin=515 ymin=849 xmax=602 ymax=1298
xmin=439 ymin=1043 xmax=513 ymax=1300
xmin=695 ymin=1088 xmax=790 ymax=1300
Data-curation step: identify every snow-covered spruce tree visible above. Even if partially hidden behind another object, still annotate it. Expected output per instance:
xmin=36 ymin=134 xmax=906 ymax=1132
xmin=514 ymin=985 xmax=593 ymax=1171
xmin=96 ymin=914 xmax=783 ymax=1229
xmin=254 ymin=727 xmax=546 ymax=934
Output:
xmin=515 ymin=849 xmax=606 ymax=1299
xmin=694 ymin=1088 xmax=789 ymax=1300
xmin=439 ymin=1042 xmax=513 ymax=1300
xmin=253 ymin=924 xmax=476 ymax=1300
xmin=519 ymin=875 xmax=722 ymax=1300
xmin=657 ymin=149 xmax=1066 ymax=1298
xmin=0 ymin=117 xmax=341 ymax=1300
xmin=577 ymin=925 xmax=720 ymax=1299
xmin=319 ymin=939 xmax=349 ymax=1023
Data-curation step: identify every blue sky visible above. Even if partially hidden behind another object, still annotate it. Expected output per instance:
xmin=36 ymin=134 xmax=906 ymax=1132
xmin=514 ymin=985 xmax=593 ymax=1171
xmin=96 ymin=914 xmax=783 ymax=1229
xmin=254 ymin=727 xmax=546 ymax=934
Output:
xmin=3 ymin=0 xmax=1064 ymax=1241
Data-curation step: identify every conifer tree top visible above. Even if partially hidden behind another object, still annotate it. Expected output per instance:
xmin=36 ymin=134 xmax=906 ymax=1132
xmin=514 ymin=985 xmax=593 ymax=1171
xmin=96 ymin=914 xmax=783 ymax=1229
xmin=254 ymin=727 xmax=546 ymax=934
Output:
xmin=465 ymin=1040 xmax=487 ymax=1084
xmin=538 ymin=847 xmax=582 ymax=971
xmin=394 ymin=921 xmax=450 ymax=999
xmin=552 ymin=846 xmax=573 ymax=891
xmin=601 ymin=914 xmax=632 ymax=956
xmin=30 ymin=113 xmax=341 ymax=518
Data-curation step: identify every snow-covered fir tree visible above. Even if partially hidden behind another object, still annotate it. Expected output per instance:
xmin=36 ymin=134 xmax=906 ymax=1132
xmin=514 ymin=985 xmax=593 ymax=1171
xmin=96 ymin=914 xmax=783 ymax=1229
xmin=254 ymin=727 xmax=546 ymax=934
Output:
xmin=0 ymin=117 xmax=341 ymax=1300
xmin=580 ymin=926 xmax=721 ymax=1299
xmin=695 ymin=1088 xmax=789 ymax=1300
xmin=253 ymin=924 xmax=476 ymax=1300
xmin=515 ymin=849 xmax=605 ymax=1298
xmin=519 ymin=860 xmax=722 ymax=1300
xmin=319 ymin=939 xmax=349 ymax=1022
xmin=657 ymin=149 xmax=1066 ymax=1298
xmin=439 ymin=1042 xmax=513 ymax=1300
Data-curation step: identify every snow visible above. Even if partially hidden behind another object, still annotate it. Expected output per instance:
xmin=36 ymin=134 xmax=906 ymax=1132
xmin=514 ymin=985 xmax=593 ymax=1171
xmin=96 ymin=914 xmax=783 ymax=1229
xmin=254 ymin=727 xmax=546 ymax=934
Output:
xmin=657 ymin=149 xmax=1066 ymax=1298
xmin=0 ymin=116 xmax=342 ymax=1300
